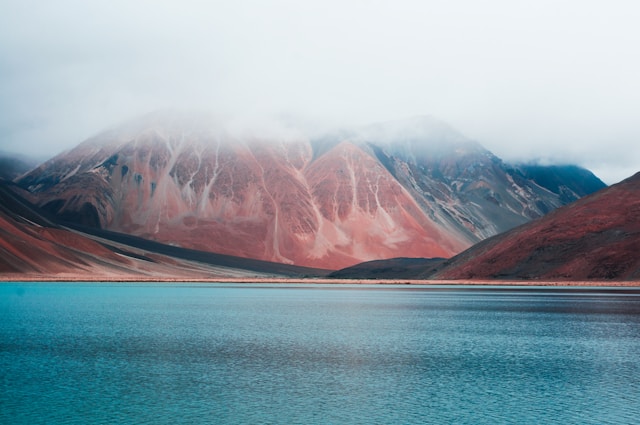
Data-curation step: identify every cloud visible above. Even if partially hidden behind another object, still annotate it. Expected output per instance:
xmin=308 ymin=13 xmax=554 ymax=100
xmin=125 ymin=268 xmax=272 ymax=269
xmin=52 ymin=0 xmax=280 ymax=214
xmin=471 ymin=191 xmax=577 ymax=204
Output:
xmin=1 ymin=0 xmax=639 ymax=183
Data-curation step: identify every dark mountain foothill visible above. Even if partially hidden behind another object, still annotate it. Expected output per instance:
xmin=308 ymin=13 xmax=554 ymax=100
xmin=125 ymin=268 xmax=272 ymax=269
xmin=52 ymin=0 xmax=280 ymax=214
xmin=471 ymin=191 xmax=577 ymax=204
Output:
xmin=328 ymin=257 xmax=445 ymax=280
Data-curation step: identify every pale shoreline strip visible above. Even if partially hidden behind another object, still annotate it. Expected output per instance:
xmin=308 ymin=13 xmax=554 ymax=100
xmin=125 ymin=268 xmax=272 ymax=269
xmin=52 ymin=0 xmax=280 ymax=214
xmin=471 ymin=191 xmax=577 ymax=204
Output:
xmin=1 ymin=274 xmax=640 ymax=287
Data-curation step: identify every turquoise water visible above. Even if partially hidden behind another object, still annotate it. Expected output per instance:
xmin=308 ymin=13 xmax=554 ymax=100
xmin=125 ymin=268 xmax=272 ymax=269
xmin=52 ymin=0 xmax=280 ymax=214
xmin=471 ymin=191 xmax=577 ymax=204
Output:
xmin=1 ymin=283 xmax=640 ymax=424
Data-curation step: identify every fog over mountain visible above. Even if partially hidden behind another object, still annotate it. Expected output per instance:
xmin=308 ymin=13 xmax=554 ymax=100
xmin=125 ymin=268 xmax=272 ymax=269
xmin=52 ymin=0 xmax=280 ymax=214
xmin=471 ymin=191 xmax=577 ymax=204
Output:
xmin=15 ymin=112 xmax=605 ymax=269
xmin=1 ymin=0 xmax=639 ymax=184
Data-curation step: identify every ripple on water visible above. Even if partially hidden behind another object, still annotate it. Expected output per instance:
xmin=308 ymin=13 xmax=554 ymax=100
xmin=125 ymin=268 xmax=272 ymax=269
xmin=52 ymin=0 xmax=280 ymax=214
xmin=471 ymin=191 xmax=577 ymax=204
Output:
xmin=1 ymin=284 xmax=639 ymax=424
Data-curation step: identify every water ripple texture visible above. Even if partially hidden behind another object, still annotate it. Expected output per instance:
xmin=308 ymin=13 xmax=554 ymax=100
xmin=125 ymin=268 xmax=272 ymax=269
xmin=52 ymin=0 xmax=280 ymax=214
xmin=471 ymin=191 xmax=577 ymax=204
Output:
xmin=1 ymin=283 xmax=639 ymax=424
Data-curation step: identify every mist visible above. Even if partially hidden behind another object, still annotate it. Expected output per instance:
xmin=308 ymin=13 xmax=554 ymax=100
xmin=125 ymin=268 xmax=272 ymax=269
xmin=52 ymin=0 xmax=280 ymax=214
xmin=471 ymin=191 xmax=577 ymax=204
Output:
xmin=1 ymin=0 xmax=639 ymax=184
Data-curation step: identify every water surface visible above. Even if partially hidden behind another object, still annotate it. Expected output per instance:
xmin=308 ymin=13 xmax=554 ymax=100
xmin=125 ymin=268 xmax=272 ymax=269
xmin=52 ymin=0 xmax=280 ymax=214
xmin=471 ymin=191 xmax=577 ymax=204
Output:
xmin=1 ymin=283 xmax=639 ymax=424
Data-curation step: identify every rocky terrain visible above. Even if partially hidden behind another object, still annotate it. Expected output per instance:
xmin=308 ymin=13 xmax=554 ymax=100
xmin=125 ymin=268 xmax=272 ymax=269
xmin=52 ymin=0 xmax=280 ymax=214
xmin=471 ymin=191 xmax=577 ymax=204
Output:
xmin=423 ymin=172 xmax=640 ymax=280
xmin=15 ymin=111 xmax=605 ymax=269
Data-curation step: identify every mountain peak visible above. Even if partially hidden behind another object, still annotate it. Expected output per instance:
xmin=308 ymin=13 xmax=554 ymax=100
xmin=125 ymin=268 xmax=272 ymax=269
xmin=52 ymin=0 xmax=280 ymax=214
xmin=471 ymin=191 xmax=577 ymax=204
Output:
xmin=358 ymin=115 xmax=472 ymax=144
xmin=353 ymin=115 xmax=487 ymax=163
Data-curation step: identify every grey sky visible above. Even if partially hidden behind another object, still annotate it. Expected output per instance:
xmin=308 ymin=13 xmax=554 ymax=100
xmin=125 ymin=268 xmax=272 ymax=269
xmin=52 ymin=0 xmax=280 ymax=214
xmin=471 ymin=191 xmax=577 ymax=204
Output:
xmin=1 ymin=0 xmax=639 ymax=183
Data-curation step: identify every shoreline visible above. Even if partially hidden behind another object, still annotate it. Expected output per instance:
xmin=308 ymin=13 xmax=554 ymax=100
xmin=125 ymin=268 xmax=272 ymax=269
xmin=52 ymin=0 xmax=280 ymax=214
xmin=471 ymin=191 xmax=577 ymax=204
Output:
xmin=2 ymin=274 xmax=640 ymax=287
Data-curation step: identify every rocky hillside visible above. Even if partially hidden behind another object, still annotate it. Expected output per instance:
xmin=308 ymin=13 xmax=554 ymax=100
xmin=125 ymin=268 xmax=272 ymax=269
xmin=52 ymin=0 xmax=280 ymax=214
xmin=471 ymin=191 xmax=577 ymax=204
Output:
xmin=351 ymin=117 xmax=606 ymax=242
xmin=17 ymin=112 xmax=605 ymax=269
xmin=428 ymin=172 xmax=640 ymax=280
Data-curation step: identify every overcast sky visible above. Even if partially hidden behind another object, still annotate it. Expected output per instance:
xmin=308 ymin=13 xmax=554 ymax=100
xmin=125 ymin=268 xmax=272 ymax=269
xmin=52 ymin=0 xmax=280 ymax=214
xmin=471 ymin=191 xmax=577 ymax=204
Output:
xmin=1 ymin=0 xmax=639 ymax=183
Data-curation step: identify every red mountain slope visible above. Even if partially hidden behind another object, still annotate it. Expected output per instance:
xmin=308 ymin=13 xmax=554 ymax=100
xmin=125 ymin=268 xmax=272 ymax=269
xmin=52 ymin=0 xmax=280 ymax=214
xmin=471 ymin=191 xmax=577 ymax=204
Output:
xmin=431 ymin=172 xmax=640 ymax=280
xmin=0 ymin=181 xmax=325 ymax=279
xmin=304 ymin=141 xmax=464 ymax=266
xmin=0 ymin=182 xmax=175 ymax=277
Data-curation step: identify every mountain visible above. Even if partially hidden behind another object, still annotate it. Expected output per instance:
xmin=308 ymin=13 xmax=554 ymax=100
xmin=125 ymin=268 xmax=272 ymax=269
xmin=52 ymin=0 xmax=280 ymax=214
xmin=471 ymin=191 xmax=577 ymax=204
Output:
xmin=16 ymin=112 xmax=606 ymax=269
xmin=426 ymin=172 xmax=640 ymax=280
xmin=352 ymin=117 xmax=606 ymax=242
xmin=514 ymin=164 xmax=608 ymax=202
xmin=0 ymin=179 xmax=327 ymax=279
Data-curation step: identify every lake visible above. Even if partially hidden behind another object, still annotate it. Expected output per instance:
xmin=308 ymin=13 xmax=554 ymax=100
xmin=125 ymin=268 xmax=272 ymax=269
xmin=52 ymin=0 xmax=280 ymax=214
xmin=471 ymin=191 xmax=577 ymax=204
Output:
xmin=1 ymin=283 xmax=639 ymax=424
